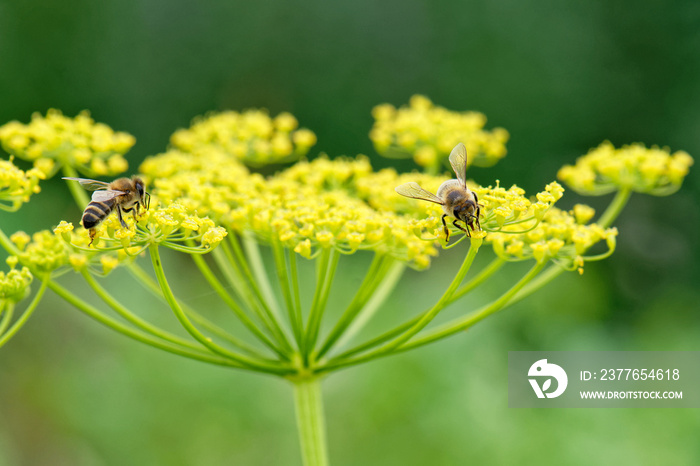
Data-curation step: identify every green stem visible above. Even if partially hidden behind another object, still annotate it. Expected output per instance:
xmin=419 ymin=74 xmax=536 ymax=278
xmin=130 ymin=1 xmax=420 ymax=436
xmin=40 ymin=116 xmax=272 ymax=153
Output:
xmin=400 ymin=261 xmax=547 ymax=351
xmin=0 ymin=302 xmax=13 ymax=336
xmin=0 ymin=228 xmax=21 ymax=257
xmin=316 ymin=253 xmax=387 ymax=358
xmin=82 ymin=270 xmax=209 ymax=351
xmin=507 ymin=187 xmax=632 ymax=307
xmin=47 ymin=280 xmax=252 ymax=369
xmin=324 ymin=237 xmax=482 ymax=368
xmin=323 ymin=260 xmax=545 ymax=372
xmin=224 ymin=235 xmax=282 ymax=325
xmin=507 ymin=263 xmax=563 ymax=307
xmin=214 ymin=244 xmax=292 ymax=353
xmin=0 ymin=280 xmax=47 ymax=348
xmin=126 ymin=262 xmax=268 ymax=358
xmin=332 ymin=317 xmax=418 ymax=361
xmin=326 ymin=254 xmax=493 ymax=361
xmin=271 ymin=238 xmax=303 ymax=348
xmin=241 ymin=232 xmax=285 ymax=324
xmin=332 ymin=260 xmax=406 ymax=352
xmin=597 ymin=187 xmax=632 ymax=229
xmin=0 ymin=199 xmax=22 ymax=212
xmin=236 ymin=235 xmax=294 ymax=351
xmin=149 ymin=244 xmax=291 ymax=374
xmin=190 ymin=252 xmax=288 ymax=359
xmin=447 ymin=256 xmax=506 ymax=304
xmin=303 ymin=248 xmax=340 ymax=362
xmin=319 ymin=258 xmax=405 ymax=358
xmin=289 ymin=250 xmax=303 ymax=335
xmin=62 ymin=165 xmax=91 ymax=207
xmin=292 ymin=378 xmax=329 ymax=466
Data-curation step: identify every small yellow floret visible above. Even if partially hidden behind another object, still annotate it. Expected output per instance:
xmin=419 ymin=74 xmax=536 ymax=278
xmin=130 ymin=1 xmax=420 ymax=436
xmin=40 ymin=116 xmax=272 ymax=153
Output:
xmin=69 ymin=253 xmax=88 ymax=271
xmin=100 ymin=255 xmax=120 ymax=274
xmin=202 ymin=226 xmax=227 ymax=247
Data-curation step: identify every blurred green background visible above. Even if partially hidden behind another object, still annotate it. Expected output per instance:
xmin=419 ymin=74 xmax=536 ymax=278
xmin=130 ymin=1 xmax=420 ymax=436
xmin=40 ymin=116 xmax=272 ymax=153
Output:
xmin=1 ymin=0 xmax=699 ymax=465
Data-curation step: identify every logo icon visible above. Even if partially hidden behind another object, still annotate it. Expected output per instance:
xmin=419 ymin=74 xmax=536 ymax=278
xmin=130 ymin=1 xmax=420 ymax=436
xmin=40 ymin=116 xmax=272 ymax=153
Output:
xmin=528 ymin=359 xmax=568 ymax=398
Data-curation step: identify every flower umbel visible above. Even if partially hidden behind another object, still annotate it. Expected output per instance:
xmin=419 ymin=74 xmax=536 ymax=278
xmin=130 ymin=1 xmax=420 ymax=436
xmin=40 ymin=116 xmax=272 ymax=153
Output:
xmin=170 ymin=109 xmax=317 ymax=167
xmin=141 ymin=151 xmax=440 ymax=269
xmin=0 ymin=262 xmax=33 ymax=303
xmin=55 ymin=202 xmax=227 ymax=260
xmin=0 ymin=157 xmax=46 ymax=211
xmin=370 ymin=95 xmax=509 ymax=172
xmin=558 ymin=141 xmax=694 ymax=196
xmin=0 ymin=110 xmax=134 ymax=179
xmin=0 ymin=100 xmax=692 ymax=466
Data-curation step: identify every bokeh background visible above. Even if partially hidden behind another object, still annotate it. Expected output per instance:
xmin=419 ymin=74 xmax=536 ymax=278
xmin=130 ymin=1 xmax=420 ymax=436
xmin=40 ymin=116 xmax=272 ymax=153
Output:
xmin=1 ymin=0 xmax=699 ymax=465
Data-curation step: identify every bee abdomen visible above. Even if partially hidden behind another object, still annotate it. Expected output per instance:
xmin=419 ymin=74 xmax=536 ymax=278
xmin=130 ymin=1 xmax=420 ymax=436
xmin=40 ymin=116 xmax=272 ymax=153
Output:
xmin=82 ymin=200 xmax=114 ymax=229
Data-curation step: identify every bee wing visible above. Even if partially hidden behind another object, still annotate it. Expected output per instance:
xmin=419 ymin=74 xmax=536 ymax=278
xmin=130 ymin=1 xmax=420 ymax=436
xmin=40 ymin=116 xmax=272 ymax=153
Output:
xmin=62 ymin=177 xmax=111 ymax=191
xmin=395 ymin=182 xmax=444 ymax=205
xmin=91 ymin=189 xmax=126 ymax=202
xmin=448 ymin=143 xmax=468 ymax=188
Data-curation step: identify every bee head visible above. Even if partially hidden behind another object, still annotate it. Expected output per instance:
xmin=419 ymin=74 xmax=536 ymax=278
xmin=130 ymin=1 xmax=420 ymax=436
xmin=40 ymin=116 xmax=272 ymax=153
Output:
xmin=454 ymin=200 xmax=478 ymax=223
xmin=132 ymin=176 xmax=150 ymax=209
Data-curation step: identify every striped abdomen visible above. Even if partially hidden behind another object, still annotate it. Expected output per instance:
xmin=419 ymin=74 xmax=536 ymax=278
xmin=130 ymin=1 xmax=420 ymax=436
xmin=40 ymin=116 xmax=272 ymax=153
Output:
xmin=82 ymin=198 xmax=116 ymax=229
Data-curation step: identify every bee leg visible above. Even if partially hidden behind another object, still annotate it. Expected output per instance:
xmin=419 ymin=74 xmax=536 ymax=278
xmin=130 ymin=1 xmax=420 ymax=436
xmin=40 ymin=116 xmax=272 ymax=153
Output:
xmin=88 ymin=228 xmax=96 ymax=247
xmin=453 ymin=218 xmax=471 ymax=237
xmin=117 ymin=205 xmax=128 ymax=229
xmin=441 ymin=214 xmax=450 ymax=242
xmin=123 ymin=205 xmax=139 ymax=223
xmin=472 ymin=193 xmax=483 ymax=231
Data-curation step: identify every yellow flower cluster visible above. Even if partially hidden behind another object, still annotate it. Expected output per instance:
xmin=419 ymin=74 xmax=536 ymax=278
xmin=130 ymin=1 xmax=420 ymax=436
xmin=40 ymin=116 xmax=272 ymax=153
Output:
xmin=370 ymin=95 xmax=509 ymax=170
xmin=354 ymin=165 xmax=567 ymax=246
xmin=11 ymin=225 xmax=123 ymax=275
xmin=140 ymin=151 xmax=439 ymax=268
xmin=12 ymin=230 xmax=68 ymax=274
xmin=53 ymin=201 xmax=228 ymax=264
xmin=0 ymin=259 xmax=33 ymax=303
xmin=558 ymin=141 xmax=694 ymax=195
xmin=486 ymin=207 xmax=617 ymax=269
xmin=139 ymin=144 xmax=579 ymax=268
xmin=0 ymin=110 xmax=133 ymax=178
xmin=140 ymin=147 xmax=264 ymax=219
xmin=5 ymin=104 xmax=657 ymax=275
xmin=0 ymin=157 xmax=46 ymax=211
xmin=477 ymin=181 xmax=565 ymax=225
xmin=170 ymin=110 xmax=317 ymax=167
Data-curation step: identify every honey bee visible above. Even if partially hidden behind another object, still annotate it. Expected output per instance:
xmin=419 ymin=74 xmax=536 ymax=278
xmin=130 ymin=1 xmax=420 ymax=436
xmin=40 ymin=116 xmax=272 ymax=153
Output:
xmin=395 ymin=143 xmax=481 ymax=241
xmin=63 ymin=176 xmax=150 ymax=245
